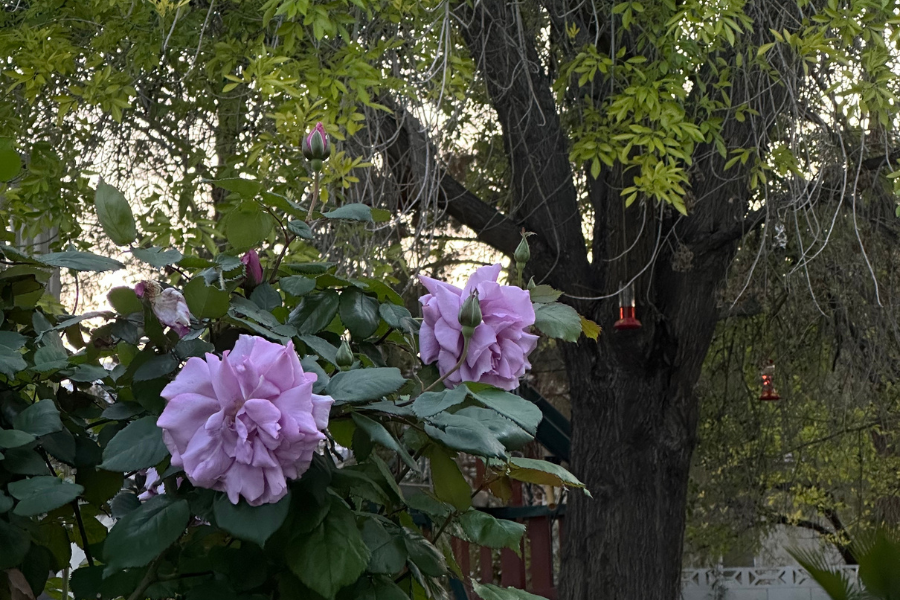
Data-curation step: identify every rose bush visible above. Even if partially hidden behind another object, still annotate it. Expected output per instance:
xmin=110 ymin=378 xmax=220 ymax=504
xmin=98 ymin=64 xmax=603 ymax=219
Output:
xmin=0 ymin=138 xmax=596 ymax=600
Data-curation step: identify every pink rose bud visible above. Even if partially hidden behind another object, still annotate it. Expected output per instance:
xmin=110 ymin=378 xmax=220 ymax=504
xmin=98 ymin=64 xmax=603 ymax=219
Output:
xmin=302 ymin=122 xmax=330 ymax=172
xmin=419 ymin=264 xmax=538 ymax=391
xmin=136 ymin=280 xmax=192 ymax=337
xmin=157 ymin=335 xmax=334 ymax=506
xmin=241 ymin=250 xmax=264 ymax=287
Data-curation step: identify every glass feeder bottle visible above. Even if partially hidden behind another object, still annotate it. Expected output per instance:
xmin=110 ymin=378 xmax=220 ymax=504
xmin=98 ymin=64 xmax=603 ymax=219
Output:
xmin=614 ymin=282 xmax=642 ymax=331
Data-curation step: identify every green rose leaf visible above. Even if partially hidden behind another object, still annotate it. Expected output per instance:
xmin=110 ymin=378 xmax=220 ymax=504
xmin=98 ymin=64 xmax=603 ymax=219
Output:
xmin=528 ymin=285 xmax=562 ymax=304
xmin=326 ymin=368 xmax=406 ymax=403
xmin=94 ymin=180 xmax=137 ymax=246
xmin=360 ymin=519 xmax=407 ymax=574
xmin=108 ymin=286 xmax=143 ymax=315
xmin=68 ymin=364 xmax=109 ymax=383
xmin=287 ymin=220 xmax=314 ymax=240
xmin=411 ymin=387 xmax=468 ymax=419
xmin=424 ymin=446 xmax=471 ymax=511
xmin=339 ymin=288 xmax=380 ymax=339
xmin=99 ymin=416 xmax=169 ymax=472
xmin=533 ymin=302 xmax=582 ymax=342
xmin=210 ymin=178 xmax=262 ymax=198
xmin=0 ymin=429 xmax=35 ymax=449
xmin=103 ymin=495 xmax=191 ymax=572
xmin=8 ymin=476 xmax=83 ymax=516
xmin=280 ymin=276 xmax=316 ymax=297
xmin=224 ymin=204 xmax=272 ymax=250
xmin=37 ymin=251 xmax=124 ymax=273
xmin=507 ymin=457 xmax=588 ymax=493
xmin=466 ymin=386 xmax=543 ymax=435
xmin=424 ymin=412 xmax=507 ymax=459
xmin=402 ymin=529 xmax=446 ymax=576
xmin=455 ymin=406 xmax=532 ymax=450
xmin=321 ymin=203 xmax=373 ymax=222
xmin=183 ymin=278 xmax=230 ymax=319
xmin=286 ymin=499 xmax=371 ymax=599
xmin=0 ymin=519 xmax=30 ymax=570
xmin=0 ymin=347 xmax=27 ymax=378
xmin=0 ymin=491 xmax=12 ymax=513
xmin=132 ymin=247 xmax=184 ymax=268
xmin=350 ymin=413 xmax=418 ymax=471
xmin=250 ymin=283 xmax=282 ymax=311
xmin=458 ymin=510 xmax=525 ymax=551
xmin=13 ymin=400 xmax=63 ymax=437
xmin=377 ymin=303 xmax=416 ymax=334
xmin=472 ymin=582 xmax=549 ymax=600
xmin=213 ymin=492 xmax=291 ymax=547
xmin=133 ymin=353 xmax=178 ymax=382
xmin=289 ymin=291 xmax=340 ymax=334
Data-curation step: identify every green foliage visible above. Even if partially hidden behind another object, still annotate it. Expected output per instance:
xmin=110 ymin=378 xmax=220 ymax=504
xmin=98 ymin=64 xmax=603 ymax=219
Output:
xmin=0 ymin=183 xmax=582 ymax=600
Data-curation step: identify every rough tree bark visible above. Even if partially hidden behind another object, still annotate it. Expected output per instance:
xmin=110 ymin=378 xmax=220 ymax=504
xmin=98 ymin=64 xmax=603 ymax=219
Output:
xmin=381 ymin=0 xmax=793 ymax=596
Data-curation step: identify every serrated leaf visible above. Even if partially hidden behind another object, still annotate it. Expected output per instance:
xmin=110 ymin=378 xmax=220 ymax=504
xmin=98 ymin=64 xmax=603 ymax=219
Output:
xmin=458 ymin=510 xmax=525 ymax=551
xmin=326 ymin=368 xmax=406 ymax=403
xmin=183 ymin=278 xmax=230 ymax=319
xmin=132 ymin=247 xmax=183 ymax=268
xmin=322 ymin=203 xmax=373 ymax=222
xmin=286 ymin=499 xmax=371 ymax=598
xmin=8 ymin=476 xmax=84 ymax=516
xmin=103 ymin=495 xmax=190 ymax=572
xmin=213 ymin=492 xmax=291 ymax=547
xmin=100 ymin=416 xmax=169 ymax=472
xmin=13 ymin=400 xmax=63 ymax=436
xmin=340 ymin=288 xmax=380 ymax=339
xmin=37 ymin=251 xmax=124 ymax=273
xmin=533 ymin=302 xmax=583 ymax=342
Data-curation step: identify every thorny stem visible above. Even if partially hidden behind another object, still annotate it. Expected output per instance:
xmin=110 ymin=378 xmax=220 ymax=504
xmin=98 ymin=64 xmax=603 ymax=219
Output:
xmin=268 ymin=232 xmax=296 ymax=284
xmin=72 ymin=500 xmax=95 ymax=567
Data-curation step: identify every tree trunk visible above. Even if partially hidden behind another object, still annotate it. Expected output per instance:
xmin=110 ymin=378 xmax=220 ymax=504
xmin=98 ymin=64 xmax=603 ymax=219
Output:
xmin=560 ymin=349 xmax=696 ymax=599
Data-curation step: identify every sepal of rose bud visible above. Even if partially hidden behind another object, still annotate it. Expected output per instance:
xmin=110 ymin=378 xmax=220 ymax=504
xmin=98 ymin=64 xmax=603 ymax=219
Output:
xmin=241 ymin=250 xmax=264 ymax=287
xmin=336 ymin=340 xmax=354 ymax=368
xmin=302 ymin=122 xmax=330 ymax=162
xmin=458 ymin=290 xmax=482 ymax=339
xmin=514 ymin=234 xmax=531 ymax=266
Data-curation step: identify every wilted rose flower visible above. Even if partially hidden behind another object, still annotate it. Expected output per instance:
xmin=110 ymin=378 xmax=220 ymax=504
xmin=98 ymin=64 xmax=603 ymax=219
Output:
xmin=135 ymin=280 xmax=192 ymax=337
xmin=419 ymin=264 xmax=538 ymax=390
xmin=241 ymin=250 xmax=264 ymax=287
xmin=157 ymin=335 xmax=333 ymax=506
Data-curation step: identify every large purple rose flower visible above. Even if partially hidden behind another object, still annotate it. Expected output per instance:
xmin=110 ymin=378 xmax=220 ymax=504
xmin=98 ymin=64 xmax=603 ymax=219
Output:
xmin=157 ymin=335 xmax=333 ymax=506
xmin=419 ymin=264 xmax=538 ymax=391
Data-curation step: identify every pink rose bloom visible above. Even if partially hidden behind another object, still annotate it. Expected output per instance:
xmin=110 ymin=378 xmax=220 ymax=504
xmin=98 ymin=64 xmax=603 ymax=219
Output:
xmin=135 ymin=281 xmax=192 ymax=337
xmin=157 ymin=335 xmax=333 ymax=506
xmin=419 ymin=264 xmax=538 ymax=391
xmin=241 ymin=250 xmax=264 ymax=287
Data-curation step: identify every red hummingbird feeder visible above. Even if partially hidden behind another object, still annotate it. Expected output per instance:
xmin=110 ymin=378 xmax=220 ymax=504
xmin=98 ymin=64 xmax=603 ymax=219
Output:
xmin=613 ymin=282 xmax=642 ymax=331
xmin=759 ymin=360 xmax=780 ymax=401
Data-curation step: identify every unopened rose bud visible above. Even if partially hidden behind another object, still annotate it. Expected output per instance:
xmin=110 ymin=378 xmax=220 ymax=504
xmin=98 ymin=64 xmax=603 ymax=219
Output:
xmin=514 ymin=234 xmax=531 ymax=266
xmin=335 ymin=339 xmax=353 ymax=368
xmin=302 ymin=122 xmax=330 ymax=170
xmin=458 ymin=291 xmax=482 ymax=339
xmin=241 ymin=250 xmax=264 ymax=288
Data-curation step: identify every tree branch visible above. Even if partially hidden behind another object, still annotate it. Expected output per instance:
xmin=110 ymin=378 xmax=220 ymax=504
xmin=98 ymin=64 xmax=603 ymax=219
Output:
xmin=454 ymin=0 xmax=591 ymax=287
xmin=377 ymin=105 xmax=522 ymax=256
